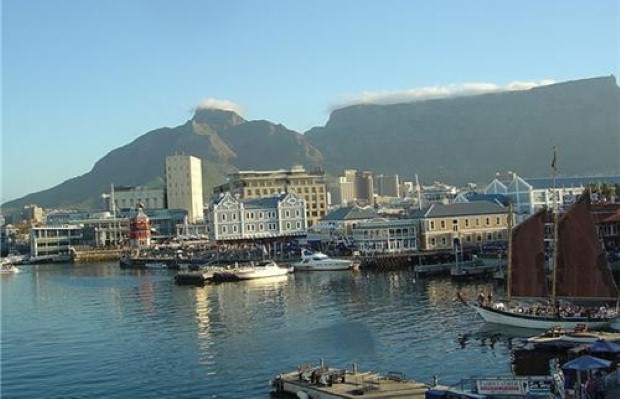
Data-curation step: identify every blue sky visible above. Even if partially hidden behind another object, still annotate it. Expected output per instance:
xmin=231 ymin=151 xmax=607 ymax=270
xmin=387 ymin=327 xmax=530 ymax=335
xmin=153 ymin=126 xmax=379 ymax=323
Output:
xmin=2 ymin=0 xmax=619 ymax=204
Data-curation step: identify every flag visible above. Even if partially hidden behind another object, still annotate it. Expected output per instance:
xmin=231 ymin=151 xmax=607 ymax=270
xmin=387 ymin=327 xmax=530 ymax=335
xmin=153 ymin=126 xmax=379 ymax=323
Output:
xmin=551 ymin=147 xmax=558 ymax=171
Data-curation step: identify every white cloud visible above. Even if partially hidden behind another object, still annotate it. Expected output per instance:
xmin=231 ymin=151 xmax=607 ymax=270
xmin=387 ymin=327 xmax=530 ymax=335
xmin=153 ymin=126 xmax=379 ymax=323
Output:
xmin=329 ymin=79 xmax=556 ymax=111
xmin=196 ymin=97 xmax=245 ymax=115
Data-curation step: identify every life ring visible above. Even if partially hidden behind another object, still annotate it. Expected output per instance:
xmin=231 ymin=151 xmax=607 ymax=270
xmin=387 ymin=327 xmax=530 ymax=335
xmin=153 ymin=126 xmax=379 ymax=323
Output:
xmin=517 ymin=307 xmax=524 ymax=313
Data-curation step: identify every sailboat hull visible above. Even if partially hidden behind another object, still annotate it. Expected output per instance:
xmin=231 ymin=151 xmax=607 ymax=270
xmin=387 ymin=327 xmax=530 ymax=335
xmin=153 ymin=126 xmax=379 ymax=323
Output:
xmin=471 ymin=304 xmax=616 ymax=330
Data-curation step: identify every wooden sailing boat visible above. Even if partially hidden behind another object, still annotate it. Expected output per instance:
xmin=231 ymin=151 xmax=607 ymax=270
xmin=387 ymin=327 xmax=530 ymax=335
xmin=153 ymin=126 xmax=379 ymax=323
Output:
xmin=471 ymin=189 xmax=619 ymax=330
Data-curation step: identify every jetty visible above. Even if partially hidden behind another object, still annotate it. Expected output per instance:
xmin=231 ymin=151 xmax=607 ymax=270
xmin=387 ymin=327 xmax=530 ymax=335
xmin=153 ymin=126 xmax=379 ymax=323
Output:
xmin=270 ymin=362 xmax=445 ymax=399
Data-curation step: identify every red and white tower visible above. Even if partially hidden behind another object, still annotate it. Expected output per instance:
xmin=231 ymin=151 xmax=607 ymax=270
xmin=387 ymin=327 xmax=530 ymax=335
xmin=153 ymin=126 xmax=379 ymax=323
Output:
xmin=129 ymin=204 xmax=151 ymax=249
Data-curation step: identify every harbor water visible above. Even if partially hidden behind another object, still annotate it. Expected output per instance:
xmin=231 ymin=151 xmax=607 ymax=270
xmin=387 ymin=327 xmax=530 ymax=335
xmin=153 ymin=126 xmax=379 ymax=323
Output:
xmin=0 ymin=262 xmax=586 ymax=398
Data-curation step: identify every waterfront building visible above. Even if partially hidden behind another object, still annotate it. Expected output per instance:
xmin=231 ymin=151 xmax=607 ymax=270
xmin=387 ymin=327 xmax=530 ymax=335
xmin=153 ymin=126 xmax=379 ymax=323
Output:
xmin=166 ymin=154 xmax=204 ymax=223
xmin=102 ymin=186 xmax=166 ymax=211
xmin=213 ymin=165 xmax=326 ymax=226
xmin=29 ymin=224 xmax=83 ymax=260
xmin=592 ymin=203 xmax=620 ymax=251
xmin=46 ymin=211 xmax=128 ymax=247
xmin=351 ymin=217 xmax=418 ymax=254
xmin=208 ymin=192 xmax=306 ymax=241
xmin=484 ymin=173 xmax=620 ymax=220
xmin=410 ymin=202 xmax=510 ymax=252
xmin=314 ymin=205 xmax=380 ymax=239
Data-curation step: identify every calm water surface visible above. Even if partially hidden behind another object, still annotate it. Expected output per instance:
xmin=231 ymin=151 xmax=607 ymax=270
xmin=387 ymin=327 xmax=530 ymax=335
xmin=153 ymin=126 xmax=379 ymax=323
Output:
xmin=2 ymin=262 xmax=549 ymax=398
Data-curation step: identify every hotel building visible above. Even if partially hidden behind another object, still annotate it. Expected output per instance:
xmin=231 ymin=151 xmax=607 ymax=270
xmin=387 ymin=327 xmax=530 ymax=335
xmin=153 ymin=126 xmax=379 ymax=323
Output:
xmin=213 ymin=165 xmax=327 ymax=226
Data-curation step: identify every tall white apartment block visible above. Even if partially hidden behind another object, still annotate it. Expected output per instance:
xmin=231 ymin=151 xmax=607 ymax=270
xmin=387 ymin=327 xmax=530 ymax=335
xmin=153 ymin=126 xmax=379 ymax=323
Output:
xmin=165 ymin=155 xmax=204 ymax=223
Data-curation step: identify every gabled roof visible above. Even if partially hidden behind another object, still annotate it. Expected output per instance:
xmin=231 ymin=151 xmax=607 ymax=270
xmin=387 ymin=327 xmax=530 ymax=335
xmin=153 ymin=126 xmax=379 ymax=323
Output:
xmin=409 ymin=202 xmax=507 ymax=219
xmin=322 ymin=205 xmax=379 ymax=221
xmin=484 ymin=178 xmax=508 ymax=194
xmin=506 ymin=175 xmax=533 ymax=192
xmin=464 ymin=193 xmax=510 ymax=207
xmin=242 ymin=196 xmax=284 ymax=209
xmin=213 ymin=192 xmax=294 ymax=209
xmin=525 ymin=176 xmax=620 ymax=190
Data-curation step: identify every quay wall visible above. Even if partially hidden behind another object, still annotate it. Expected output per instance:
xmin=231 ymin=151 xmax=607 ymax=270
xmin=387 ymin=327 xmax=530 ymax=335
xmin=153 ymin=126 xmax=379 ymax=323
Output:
xmin=73 ymin=249 xmax=124 ymax=263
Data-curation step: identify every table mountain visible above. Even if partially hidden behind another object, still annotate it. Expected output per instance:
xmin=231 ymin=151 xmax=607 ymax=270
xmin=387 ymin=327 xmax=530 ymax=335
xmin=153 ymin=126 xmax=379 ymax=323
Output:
xmin=3 ymin=75 xmax=619 ymax=213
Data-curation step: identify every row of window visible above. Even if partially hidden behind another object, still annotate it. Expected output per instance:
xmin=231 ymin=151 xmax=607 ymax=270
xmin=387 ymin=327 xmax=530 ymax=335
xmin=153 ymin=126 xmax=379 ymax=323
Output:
xmin=427 ymin=232 xmax=504 ymax=247
xmin=219 ymin=210 xmax=302 ymax=222
xmin=245 ymin=179 xmax=323 ymax=188
xmin=219 ymin=221 xmax=302 ymax=234
xmin=353 ymin=227 xmax=417 ymax=238
xmin=428 ymin=216 xmax=506 ymax=231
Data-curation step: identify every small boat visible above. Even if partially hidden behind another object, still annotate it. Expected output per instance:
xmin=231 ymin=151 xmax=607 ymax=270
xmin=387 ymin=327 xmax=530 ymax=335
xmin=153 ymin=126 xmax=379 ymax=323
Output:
xmin=293 ymin=249 xmax=359 ymax=272
xmin=212 ymin=260 xmax=291 ymax=282
xmin=470 ymin=190 xmax=620 ymax=330
xmin=0 ymin=263 xmax=20 ymax=274
xmin=527 ymin=324 xmax=620 ymax=347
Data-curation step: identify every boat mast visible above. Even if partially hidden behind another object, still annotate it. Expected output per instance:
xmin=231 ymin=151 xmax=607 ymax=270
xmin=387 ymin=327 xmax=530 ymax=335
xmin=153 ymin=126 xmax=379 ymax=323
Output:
xmin=550 ymin=147 xmax=559 ymax=305
xmin=506 ymin=202 xmax=513 ymax=302
xmin=111 ymin=183 xmax=117 ymax=246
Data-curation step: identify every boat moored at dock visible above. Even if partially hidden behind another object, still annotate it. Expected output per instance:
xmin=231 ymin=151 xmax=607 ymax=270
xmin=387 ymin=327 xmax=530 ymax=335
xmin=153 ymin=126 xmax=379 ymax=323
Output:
xmin=293 ymin=249 xmax=359 ymax=272
xmin=270 ymin=360 xmax=436 ymax=399
xmin=211 ymin=260 xmax=292 ymax=282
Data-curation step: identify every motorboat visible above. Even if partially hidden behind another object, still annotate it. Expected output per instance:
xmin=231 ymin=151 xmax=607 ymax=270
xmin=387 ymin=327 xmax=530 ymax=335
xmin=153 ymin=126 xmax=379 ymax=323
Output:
xmin=212 ymin=260 xmax=291 ymax=281
xmin=293 ymin=249 xmax=359 ymax=272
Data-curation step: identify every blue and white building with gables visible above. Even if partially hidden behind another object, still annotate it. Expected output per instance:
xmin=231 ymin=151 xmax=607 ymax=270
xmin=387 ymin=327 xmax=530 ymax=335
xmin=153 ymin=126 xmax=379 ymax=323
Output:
xmin=208 ymin=192 xmax=307 ymax=241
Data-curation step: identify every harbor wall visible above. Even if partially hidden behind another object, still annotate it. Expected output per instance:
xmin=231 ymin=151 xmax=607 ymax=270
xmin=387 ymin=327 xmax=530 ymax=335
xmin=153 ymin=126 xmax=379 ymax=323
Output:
xmin=72 ymin=249 xmax=124 ymax=263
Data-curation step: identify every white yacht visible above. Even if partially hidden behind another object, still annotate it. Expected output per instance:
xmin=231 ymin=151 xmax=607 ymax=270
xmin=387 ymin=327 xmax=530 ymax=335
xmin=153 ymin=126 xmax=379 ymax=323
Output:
xmin=293 ymin=249 xmax=359 ymax=272
xmin=213 ymin=260 xmax=291 ymax=281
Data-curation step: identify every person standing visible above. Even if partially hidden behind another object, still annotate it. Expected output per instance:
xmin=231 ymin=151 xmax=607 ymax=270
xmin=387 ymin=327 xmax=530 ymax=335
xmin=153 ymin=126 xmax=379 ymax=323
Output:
xmin=595 ymin=371 xmax=606 ymax=399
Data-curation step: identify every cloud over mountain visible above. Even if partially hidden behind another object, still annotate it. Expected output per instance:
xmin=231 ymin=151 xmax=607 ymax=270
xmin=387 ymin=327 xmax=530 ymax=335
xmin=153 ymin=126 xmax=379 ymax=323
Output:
xmin=329 ymin=79 xmax=556 ymax=111
xmin=197 ymin=97 xmax=245 ymax=116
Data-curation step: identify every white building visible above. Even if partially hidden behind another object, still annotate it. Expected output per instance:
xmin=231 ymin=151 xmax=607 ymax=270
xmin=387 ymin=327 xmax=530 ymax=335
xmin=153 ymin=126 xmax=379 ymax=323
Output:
xmin=208 ymin=192 xmax=307 ymax=241
xmin=166 ymin=154 xmax=204 ymax=223
xmin=29 ymin=225 xmax=83 ymax=261
xmin=351 ymin=218 xmax=418 ymax=254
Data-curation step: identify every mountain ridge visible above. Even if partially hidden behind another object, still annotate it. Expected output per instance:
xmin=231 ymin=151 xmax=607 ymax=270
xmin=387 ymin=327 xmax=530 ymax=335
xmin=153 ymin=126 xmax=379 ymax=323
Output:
xmin=3 ymin=75 xmax=619 ymax=214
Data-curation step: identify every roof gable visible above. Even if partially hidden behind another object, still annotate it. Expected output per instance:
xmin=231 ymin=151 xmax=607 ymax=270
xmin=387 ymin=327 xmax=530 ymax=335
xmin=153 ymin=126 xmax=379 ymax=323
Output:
xmin=411 ymin=202 xmax=507 ymax=218
xmin=322 ymin=205 xmax=379 ymax=221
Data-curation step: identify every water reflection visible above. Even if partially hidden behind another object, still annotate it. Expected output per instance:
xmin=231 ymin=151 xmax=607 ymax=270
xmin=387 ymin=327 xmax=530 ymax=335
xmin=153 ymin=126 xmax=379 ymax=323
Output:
xmin=3 ymin=263 xmax=531 ymax=397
